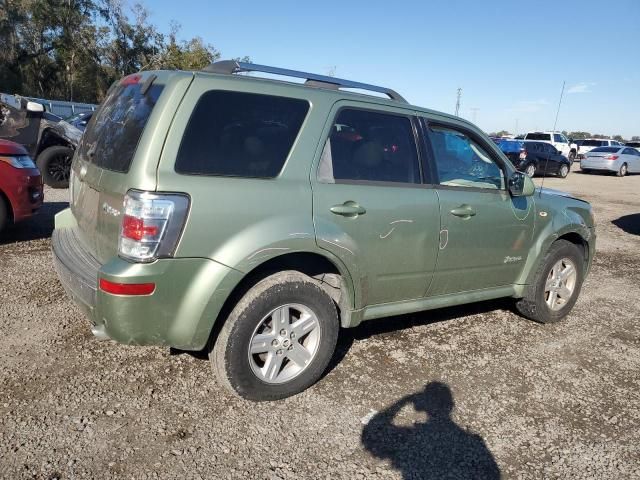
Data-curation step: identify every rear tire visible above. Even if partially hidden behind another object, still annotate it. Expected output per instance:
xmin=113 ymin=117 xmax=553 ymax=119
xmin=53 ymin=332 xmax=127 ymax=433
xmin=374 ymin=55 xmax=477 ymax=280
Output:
xmin=0 ymin=196 xmax=8 ymax=233
xmin=568 ymin=151 xmax=576 ymax=163
xmin=37 ymin=145 xmax=74 ymax=189
xmin=617 ymin=163 xmax=628 ymax=177
xmin=211 ymin=271 xmax=339 ymax=401
xmin=515 ymin=240 xmax=585 ymax=324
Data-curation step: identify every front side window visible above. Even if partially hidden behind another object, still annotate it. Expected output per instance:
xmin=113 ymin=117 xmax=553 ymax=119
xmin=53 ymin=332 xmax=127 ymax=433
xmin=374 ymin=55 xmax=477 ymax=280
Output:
xmin=428 ymin=125 xmax=504 ymax=190
xmin=176 ymin=91 xmax=309 ymax=178
xmin=554 ymin=134 xmax=564 ymax=143
xmin=318 ymin=109 xmax=420 ymax=184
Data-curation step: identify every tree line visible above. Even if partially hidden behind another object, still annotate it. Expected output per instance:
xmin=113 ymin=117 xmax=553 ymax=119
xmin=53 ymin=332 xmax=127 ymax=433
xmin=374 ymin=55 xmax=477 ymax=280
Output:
xmin=0 ymin=0 xmax=246 ymax=104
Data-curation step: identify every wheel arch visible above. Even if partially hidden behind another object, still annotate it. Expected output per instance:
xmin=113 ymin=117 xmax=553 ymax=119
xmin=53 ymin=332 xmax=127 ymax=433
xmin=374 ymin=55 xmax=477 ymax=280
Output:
xmin=517 ymin=222 xmax=593 ymax=292
xmin=199 ymin=250 xmax=358 ymax=352
xmin=36 ymin=128 xmax=75 ymax=156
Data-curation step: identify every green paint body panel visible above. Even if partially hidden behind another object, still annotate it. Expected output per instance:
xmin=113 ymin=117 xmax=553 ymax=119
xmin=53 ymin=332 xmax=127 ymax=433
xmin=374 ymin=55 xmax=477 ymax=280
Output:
xmin=52 ymin=66 xmax=596 ymax=350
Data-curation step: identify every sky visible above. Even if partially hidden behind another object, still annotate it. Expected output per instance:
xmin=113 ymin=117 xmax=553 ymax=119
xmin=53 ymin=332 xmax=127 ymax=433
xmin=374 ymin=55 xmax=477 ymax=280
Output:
xmin=146 ymin=0 xmax=640 ymax=138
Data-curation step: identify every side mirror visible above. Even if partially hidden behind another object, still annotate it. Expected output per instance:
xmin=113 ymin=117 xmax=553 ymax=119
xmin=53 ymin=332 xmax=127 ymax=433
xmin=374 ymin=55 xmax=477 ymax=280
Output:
xmin=26 ymin=101 xmax=44 ymax=113
xmin=509 ymin=171 xmax=535 ymax=197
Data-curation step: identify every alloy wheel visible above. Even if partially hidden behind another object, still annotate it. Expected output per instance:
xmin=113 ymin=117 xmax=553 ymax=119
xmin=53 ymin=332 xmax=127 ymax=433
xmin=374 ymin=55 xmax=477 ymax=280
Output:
xmin=544 ymin=258 xmax=577 ymax=311
xmin=48 ymin=153 xmax=72 ymax=182
xmin=248 ymin=303 xmax=321 ymax=384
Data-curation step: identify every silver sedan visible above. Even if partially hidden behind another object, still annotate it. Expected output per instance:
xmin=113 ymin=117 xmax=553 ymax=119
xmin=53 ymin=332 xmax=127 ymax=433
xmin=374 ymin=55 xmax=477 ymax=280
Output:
xmin=580 ymin=146 xmax=640 ymax=177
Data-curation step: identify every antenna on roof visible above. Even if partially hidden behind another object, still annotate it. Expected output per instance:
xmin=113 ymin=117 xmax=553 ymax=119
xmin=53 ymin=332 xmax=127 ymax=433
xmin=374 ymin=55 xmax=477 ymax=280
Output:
xmin=540 ymin=80 xmax=566 ymax=196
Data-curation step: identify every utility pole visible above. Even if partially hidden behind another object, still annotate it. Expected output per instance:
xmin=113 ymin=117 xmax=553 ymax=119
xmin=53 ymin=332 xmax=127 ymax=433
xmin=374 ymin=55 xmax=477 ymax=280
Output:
xmin=470 ymin=107 xmax=479 ymax=124
xmin=454 ymin=88 xmax=462 ymax=116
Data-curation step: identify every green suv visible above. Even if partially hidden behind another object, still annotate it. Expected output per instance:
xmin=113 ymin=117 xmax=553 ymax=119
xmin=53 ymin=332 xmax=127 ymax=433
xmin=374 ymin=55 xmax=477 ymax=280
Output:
xmin=52 ymin=61 xmax=595 ymax=401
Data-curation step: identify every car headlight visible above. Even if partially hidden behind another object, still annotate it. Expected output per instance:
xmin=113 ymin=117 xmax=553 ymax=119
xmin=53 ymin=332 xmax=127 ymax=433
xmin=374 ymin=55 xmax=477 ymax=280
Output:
xmin=0 ymin=155 xmax=37 ymax=169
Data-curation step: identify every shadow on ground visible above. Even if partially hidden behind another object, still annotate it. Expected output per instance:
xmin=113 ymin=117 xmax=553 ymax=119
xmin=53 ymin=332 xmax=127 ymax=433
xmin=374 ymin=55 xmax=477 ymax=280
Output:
xmin=0 ymin=201 xmax=67 ymax=244
xmin=612 ymin=213 xmax=640 ymax=236
xmin=361 ymin=382 xmax=500 ymax=479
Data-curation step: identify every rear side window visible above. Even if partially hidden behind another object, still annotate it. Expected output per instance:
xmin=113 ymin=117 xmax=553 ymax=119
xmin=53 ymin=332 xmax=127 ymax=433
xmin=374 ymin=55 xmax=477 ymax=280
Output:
xmin=176 ymin=91 xmax=309 ymax=178
xmin=318 ymin=109 xmax=420 ymax=184
xmin=79 ymin=79 xmax=164 ymax=173
xmin=582 ymin=140 xmax=606 ymax=147
xmin=526 ymin=133 xmax=551 ymax=141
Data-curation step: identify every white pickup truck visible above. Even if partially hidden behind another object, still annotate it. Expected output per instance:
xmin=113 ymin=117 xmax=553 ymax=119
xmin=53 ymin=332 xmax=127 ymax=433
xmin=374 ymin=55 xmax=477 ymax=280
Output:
xmin=524 ymin=131 xmax=577 ymax=162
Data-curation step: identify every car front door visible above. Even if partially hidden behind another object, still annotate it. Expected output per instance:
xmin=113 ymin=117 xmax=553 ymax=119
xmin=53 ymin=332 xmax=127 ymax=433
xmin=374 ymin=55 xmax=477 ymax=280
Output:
xmin=420 ymin=119 xmax=535 ymax=296
xmin=312 ymin=104 xmax=440 ymax=307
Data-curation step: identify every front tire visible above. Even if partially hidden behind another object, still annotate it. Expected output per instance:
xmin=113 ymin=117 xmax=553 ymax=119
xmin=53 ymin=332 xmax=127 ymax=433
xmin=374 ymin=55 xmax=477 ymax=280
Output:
xmin=0 ymin=196 xmax=8 ymax=233
xmin=515 ymin=240 xmax=585 ymax=324
xmin=211 ymin=271 xmax=339 ymax=401
xmin=524 ymin=163 xmax=536 ymax=177
xmin=558 ymin=164 xmax=570 ymax=178
xmin=37 ymin=145 xmax=74 ymax=188
xmin=617 ymin=163 xmax=628 ymax=177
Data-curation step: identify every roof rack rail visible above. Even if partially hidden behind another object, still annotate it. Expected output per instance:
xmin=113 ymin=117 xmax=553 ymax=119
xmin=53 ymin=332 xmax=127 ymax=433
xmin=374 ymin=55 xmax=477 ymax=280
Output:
xmin=202 ymin=60 xmax=408 ymax=103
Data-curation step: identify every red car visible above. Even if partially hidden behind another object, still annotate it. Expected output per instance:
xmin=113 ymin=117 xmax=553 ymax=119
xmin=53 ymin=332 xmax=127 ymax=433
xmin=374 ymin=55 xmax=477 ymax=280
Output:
xmin=0 ymin=139 xmax=43 ymax=233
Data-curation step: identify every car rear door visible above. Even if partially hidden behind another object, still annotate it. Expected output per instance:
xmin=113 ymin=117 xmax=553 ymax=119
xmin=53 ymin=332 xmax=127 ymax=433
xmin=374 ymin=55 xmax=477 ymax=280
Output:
xmin=420 ymin=118 xmax=535 ymax=295
xmin=312 ymin=102 xmax=440 ymax=307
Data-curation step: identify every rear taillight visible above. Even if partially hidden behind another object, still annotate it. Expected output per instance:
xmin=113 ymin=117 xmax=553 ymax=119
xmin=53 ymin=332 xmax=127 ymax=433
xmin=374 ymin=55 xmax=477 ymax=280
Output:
xmin=118 ymin=190 xmax=190 ymax=263
xmin=604 ymin=155 xmax=619 ymax=160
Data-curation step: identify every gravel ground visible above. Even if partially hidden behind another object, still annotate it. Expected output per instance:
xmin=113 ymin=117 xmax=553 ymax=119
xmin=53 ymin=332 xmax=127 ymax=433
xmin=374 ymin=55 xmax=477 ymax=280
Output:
xmin=1 ymin=171 xmax=639 ymax=479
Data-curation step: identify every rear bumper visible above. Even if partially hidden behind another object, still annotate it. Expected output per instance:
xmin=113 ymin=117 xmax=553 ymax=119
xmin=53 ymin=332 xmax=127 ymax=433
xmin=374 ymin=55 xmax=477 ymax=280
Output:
xmin=580 ymin=159 xmax=619 ymax=172
xmin=52 ymin=226 xmax=100 ymax=317
xmin=52 ymin=208 xmax=243 ymax=350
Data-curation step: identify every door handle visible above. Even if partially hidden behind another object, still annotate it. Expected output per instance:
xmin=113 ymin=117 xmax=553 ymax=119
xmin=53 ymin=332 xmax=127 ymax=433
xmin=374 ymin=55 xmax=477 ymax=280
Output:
xmin=330 ymin=202 xmax=366 ymax=217
xmin=450 ymin=205 xmax=476 ymax=218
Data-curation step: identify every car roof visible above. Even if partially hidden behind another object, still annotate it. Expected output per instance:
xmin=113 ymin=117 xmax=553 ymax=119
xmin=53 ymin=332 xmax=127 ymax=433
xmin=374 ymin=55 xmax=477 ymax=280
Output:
xmin=193 ymin=61 xmax=473 ymax=129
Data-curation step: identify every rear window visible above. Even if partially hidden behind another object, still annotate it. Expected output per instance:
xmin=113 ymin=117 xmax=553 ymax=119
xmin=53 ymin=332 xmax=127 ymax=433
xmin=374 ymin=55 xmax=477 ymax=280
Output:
xmin=525 ymin=133 xmax=551 ymax=141
xmin=590 ymin=147 xmax=619 ymax=153
xmin=582 ymin=140 xmax=606 ymax=147
xmin=175 ymin=91 xmax=309 ymax=178
xmin=79 ymin=78 xmax=164 ymax=173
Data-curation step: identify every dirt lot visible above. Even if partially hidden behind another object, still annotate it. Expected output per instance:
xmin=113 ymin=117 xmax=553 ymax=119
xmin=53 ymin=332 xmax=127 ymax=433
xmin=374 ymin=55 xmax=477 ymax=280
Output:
xmin=1 ymin=171 xmax=639 ymax=479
